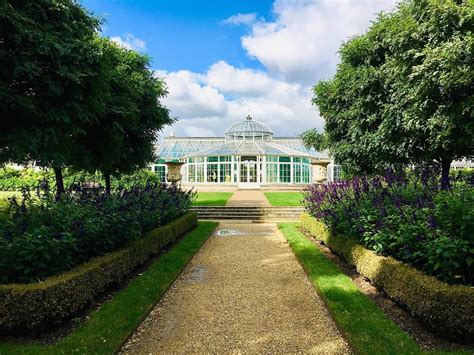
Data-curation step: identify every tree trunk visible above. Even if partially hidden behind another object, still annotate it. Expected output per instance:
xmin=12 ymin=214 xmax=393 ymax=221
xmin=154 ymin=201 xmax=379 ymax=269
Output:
xmin=104 ymin=173 xmax=111 ymax=195
xmin=440 ymin=157 xmax=452 ymax=190
xmin=54 ymin=166 xmax=65 ymax=199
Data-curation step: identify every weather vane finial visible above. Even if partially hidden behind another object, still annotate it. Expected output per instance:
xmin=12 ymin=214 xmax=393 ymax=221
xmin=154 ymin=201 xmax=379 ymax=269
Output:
xmin=246 ymin=108 xmax=252 ymax=121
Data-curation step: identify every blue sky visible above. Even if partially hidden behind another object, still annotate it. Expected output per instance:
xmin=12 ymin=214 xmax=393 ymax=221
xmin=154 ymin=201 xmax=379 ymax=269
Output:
xmin=82 ymin=0 xmax=274 ymax=72
xmin=80 ymin=0 xmax=398 ymax=138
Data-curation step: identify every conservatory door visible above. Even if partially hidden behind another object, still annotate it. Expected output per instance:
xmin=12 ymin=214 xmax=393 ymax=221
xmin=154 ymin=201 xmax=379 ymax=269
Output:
xmin=239 ymin=160 xmax=260 ymax=189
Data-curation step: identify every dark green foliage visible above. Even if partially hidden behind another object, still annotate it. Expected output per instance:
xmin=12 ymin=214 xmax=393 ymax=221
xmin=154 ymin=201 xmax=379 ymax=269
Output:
xmin=73 ymin=39 xmax=173 ymax=192
xmin=299 ymin=129 xmax=328 ymax=152
xmin=304 ymin=171 xmax=474 ymax=285
xmin=0 ymin=183 xmax=194 ymax=284
xmin=451 ymin=168 xmax=474 ymax=184
xmin=0 ymin=212 xmax=199 ymax=332
xmin=0 ymin=167 xmax=161 ymax=191
xmin=300 ymin=214 xmax=474 ymax=339
xmin=0 ymin=1 xmax=105 ymax=180
xmin=313 ymin=0 xmax=474 ymax=184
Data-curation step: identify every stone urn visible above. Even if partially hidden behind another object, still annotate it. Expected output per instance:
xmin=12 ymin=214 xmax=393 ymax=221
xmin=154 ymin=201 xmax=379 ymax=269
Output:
xmin=311 ymin=160 xmax=331 ymax=183
xmin=165 ymin=161 xmax=185 ymax=184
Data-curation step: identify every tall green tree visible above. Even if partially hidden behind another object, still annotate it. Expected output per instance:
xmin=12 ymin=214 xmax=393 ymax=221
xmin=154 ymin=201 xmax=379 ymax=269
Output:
xmin=0 ymin=0 xmax=105 ymax=196
xmin=300 ymin=128 xmax=328 ymax=152
xmin=313 ymin=0 xmax=474 ymax=187
xmin=73 ymin=39 xmax=173 ymax=194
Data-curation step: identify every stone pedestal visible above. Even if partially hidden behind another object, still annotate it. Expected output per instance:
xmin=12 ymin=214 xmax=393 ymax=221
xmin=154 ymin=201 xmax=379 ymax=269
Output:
xmin=311 ymin=160 xmax=331 ymax=183
xmin=165 ymin=161 xmax=185 ymax=184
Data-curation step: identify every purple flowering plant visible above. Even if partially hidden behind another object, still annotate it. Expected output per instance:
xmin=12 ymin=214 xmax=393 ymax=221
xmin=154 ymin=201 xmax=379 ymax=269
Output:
xmin=0 ymin=180 xmax=195 ymax=284
xmin=303 ymin=169 xmax=473 ymax=285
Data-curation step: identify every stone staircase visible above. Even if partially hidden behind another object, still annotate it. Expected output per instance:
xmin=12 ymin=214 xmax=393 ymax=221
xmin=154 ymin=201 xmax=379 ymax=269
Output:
xmin=189 ymin=206 xmax=304 ymax=222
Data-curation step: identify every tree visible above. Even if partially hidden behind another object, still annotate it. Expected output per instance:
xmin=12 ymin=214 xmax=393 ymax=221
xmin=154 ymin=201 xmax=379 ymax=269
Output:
xmin=300 ymin=129 xmax=328 ymax=152
xmin=0 ymin=0 xmax=105 ymax=197
xmin=313 ymin=0 xmax=474 ymax=188
xmin=72 ymin=38 xmax=173 ymax=194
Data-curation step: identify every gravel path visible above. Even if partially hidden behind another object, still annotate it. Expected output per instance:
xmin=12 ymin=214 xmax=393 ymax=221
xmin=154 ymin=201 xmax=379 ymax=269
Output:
xmin=226 ymin=190 xmax=270 ymax=206
xmin=121 ymin=223 xmax=350 ymax=354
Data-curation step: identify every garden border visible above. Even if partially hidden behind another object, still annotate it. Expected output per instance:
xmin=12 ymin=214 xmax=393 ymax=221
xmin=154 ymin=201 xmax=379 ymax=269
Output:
xmin=0 ymin=211 xmax=198 ymax=331
xmin=300 ymin=213 xmax=474 ymax=339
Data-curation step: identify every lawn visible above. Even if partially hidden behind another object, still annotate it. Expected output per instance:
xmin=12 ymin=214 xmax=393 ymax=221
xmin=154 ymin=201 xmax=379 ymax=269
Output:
xmin=264 ymin=192 xmax=304 ymax=206
xmin=0 ymin=221 xmax=218 ymax=355
xmin=279 ymin=222 xmax=421 ymax=354
xmin=192 ymin=192 xmax=233 ymax=206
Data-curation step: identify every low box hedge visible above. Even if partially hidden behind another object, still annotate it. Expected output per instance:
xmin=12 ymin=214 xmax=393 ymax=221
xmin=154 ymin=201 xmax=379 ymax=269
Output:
xmin=300 ymin=213 xmax=474 ymax=339
xmin=0 ymin=211 xmax=198 ymax=332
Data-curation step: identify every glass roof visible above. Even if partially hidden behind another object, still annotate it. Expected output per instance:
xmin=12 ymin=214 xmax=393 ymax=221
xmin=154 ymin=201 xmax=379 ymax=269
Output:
xmin=155 ymin=114 xmax=330 ymax=162
xmin=225 ymin=115 xmax=273 ymax=140
xmin=185 ymin=140 xmax=317 ymax=158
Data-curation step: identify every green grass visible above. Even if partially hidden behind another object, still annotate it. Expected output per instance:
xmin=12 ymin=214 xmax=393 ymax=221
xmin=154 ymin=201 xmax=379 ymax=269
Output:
xmin=192 ymin=192 xmax=233 ymax=206
xmin=264 ymin=192 xmax=304 ymax=206
xmin=0 ymin=221 xmax=218 ymax=355
xmin=279 ymin=222 xmax=421 ymax=354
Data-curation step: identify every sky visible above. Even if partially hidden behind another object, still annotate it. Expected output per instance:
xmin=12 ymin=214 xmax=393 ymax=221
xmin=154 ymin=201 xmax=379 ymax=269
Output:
xmin=81 ymin=0 xmax=398 ymax=138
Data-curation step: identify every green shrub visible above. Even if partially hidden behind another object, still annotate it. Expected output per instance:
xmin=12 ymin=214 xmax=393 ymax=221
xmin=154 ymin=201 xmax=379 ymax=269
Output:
xmin=0 ymin=167 xmax=162 ymax=191
xmin=0 ymin=212 xmax=197 ymax=331
xmin=304 ymin=170 xmax=474 ymax=285
xmin=0 ymin=183 xmax=194 ymax=283
xmin=301 ymin=213 xmax=474 ymax=339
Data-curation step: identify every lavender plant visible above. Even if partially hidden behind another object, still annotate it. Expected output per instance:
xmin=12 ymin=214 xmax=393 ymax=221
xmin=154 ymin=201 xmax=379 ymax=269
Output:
xmin=0 ymin=181 xmax=194 ymax=284
xmin=304 ymin=169 xmax=473 ymax=285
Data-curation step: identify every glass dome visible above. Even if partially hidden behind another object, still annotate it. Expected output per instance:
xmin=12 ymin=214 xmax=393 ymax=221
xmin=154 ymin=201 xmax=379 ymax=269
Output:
xmin=225 ymin=115 xmax=273 ymax=140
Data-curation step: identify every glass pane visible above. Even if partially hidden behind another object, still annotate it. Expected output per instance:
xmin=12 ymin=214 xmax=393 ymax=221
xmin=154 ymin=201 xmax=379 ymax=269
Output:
xmin=219 ymin=163 xmax=232 ymax=182
xmin=207 ymin=164 xmax=218 ymax=182
xmin=249 ymin=163 xmax=257 ymax=182
xmin=240 ymin=163 xmax=248 ymax=182
xmin=279 ymin=163 xmax=291 ymax=183
xmin=266 ymin=163 xmax=278 ymax=183
xmin=279 ymin=156 xmax=291 ymax=163
xmin=196 ymin=164 xmax=204 ymax=182
xmin=208 ymin=156 xmax=219 ymax=162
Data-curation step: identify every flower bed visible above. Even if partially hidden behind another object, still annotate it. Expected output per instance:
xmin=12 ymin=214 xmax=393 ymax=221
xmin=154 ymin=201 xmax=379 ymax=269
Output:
xmin=300 ymin=214 xmax=474 ymax=339
xmin=0 ymin=212 xmax=198 ymax=332
xmin=0 ymin=183 xmax=194 ymax=284
xmin=303 ymin=170 xmax=473 ymax=285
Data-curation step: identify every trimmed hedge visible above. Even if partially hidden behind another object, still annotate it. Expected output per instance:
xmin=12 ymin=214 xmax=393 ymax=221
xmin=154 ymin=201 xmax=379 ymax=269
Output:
xmin=300 ymin=213 xmax=474 ymax=339
xmin=0 ymin=212 xmax=197 ymax=331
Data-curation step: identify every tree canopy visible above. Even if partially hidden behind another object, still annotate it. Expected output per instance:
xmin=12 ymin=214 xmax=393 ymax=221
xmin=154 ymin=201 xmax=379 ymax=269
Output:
xmin=73 ymin=38 xmax=173 ymax=193
xmin=312 ymin=0 xmax=474 ymax=186
xmin=0 ymin=0 xmax=106 ymax=194
xmin=0 ymin=1 xmax=172 ymax=195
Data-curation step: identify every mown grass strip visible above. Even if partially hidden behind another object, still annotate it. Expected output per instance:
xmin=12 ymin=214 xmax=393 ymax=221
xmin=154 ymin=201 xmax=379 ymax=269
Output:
xmin=264 ymin=192 xmax=303 ymax=206
xmin=279 ymin=222 xmax=422 ymax=355
xmin=192 ymin=192 xmax=233 ymax=206
xmin=0 ymin=221 xmax=218 ymax=355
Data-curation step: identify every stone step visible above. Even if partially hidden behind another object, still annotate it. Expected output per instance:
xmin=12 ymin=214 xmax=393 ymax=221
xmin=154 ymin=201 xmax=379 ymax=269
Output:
xmin=190 ymin=207 xmax=304 ymax=211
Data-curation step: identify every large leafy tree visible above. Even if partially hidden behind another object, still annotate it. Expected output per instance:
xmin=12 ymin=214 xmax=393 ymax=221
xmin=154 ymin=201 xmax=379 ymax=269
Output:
xmin=313 ymin=0 xmax=474 ymax=187
xmin=0 ymin=0 xmax=105 ymax=196
xmin=72 ymin=39 xmax=173 ymax=194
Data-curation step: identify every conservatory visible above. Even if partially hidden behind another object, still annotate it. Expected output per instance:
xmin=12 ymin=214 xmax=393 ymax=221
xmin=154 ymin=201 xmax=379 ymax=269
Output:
xmin=153 ymin=115 xmax=336 ymax=188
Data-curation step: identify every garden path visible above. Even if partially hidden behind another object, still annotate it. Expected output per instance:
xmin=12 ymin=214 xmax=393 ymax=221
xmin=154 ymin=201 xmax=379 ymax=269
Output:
xmin=226 ymin=190 xmax=270 ymax=206
xmin=121 ymin=223 xmax=350 ymax=354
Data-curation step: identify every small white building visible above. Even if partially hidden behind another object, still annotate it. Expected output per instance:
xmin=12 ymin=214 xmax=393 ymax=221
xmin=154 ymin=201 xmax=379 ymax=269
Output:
xmin=153 ymin=115 xmax=338 ymax=188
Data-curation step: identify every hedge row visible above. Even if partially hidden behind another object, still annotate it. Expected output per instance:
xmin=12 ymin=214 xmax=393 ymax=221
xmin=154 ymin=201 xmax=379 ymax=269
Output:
xmin=300 ymin=213 xmax=474 ymax=339
xmin=0 ymin=212 xmax=198 ymax=332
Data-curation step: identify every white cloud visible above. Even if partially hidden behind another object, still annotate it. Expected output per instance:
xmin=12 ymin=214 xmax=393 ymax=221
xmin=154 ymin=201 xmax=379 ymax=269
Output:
xmin=110 ymin=33 xmax=146 ymax=51
xmin=158 ymin=61 xmax=321 ymax=138
xmin=157 ymin=0 xmax=399 ymax=138
xmin=221 ymin=13 xmax=257 ymax=26
xmin=242 ymin=0 xmax=397 ymax=83
xmin=161 ymin=70 xmax=228 ymax=119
